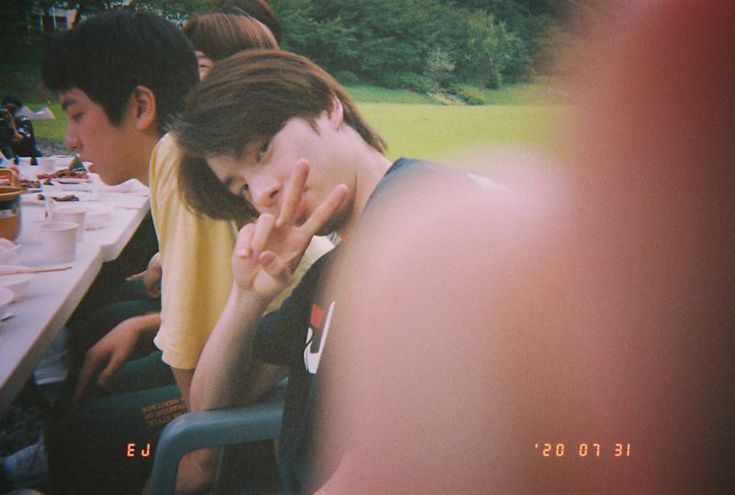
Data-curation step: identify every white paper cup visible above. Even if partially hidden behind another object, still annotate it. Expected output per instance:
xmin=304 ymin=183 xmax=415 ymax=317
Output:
xmin=37 ymin=221 xmax=78 ymax=263
xmin=0 ymin=286 xmax=13 ymax=323
xmin=84 ymin=206 xmax=113 ymax=230
xmin=52 ymin=206 xmax=86 ymax=241
xmin=38 ymin=157 xmax=55 ymax=172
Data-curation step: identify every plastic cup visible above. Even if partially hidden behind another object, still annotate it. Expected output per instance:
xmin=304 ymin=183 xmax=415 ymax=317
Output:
xmin=52 ymin=206 xmax=86 ymax=241
xmin=37 ymin=221 xmax=78 ymax=263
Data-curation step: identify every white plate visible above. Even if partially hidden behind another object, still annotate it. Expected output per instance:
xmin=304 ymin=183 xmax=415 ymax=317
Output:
xmin=49 ymin=178 xmax=94 ymax=191
xmin=53 ymin=178 xmax=89 ymax=184
xmin=20 ymin=191 xmax=100 ymax=205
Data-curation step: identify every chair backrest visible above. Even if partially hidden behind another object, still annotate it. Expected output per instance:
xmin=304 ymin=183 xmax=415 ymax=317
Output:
xmin=149 ymin=381 xmax=286 ymax=494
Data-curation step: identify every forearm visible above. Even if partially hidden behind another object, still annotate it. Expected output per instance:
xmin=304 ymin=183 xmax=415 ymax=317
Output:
xmin=131 ymin=312 xmax=161 ymax=338
xmin=189 ymin=285 xmax=271 ymax=412
xmin=175 ymin=293 xmax=286 ymax=493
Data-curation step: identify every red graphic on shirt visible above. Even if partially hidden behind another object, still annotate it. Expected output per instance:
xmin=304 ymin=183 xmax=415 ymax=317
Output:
xmin=310 ymin=304 xmax=326 ymax=329
xmin=304 ymin=302 xmax=335 ymax=374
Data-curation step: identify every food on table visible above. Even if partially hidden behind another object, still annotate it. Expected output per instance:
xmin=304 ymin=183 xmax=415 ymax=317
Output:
xmin=37 ymin=167 xmax=89 ymax=181
xmin=52 ymin=194 xmax=80 ymax=202
xmin=18 ymin=178 xmax=42 ymax=190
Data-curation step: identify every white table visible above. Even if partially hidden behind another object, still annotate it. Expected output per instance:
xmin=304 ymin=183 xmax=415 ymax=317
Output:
xmin=0 ymin=170 xmax=150 ymax=412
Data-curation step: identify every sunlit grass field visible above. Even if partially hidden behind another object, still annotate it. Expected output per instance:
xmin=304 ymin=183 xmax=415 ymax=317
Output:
xmin=360 ymin=103 xmax=569 ymax=163
xmin=29 ymin=101 xmax=66 ymax=142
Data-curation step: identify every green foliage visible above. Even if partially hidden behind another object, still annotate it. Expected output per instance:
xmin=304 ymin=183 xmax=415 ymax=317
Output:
xmin=424 ymin=48 xmax=456 ymax=88
xmin=334 ymin=70 xmax=359 ymax=85
xmin=449 ymin=84 xmax=486 ymax=105
xmin=127 ymin=0 xmax=210 ymax=21
xmin=271 ymin=0 xmax=465 ymax=87
xmin=458 ymin=12 xmax=504 ymax=88
xmin=3 ymin=0 xmax=605 ymax=103
xmin=398 ymin=74 xmax=438 ymax=94
xmin=268 ymin=0 xmax=578 ymax=94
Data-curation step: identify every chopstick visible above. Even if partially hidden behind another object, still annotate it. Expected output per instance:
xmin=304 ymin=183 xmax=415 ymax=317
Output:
xmin=44 ymin=191 xmax=54 ymax=219
xmin=113 ymin=204 xmax=144 ymax=210
xmin=0 ymin=265 xmax=72 ymax=276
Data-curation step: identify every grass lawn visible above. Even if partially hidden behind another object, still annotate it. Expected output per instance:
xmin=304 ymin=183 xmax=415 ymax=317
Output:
xmin=345 ymin=85 xmax=437 ymax=104
xmin=29 ymin=101 xmax=66 ymax=143
xmin=360 ymin=103 xmax=569 ymax=163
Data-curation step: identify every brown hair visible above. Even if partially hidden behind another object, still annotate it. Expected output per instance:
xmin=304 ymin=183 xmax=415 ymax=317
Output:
xmin=182 ymin=12 xmax=278 ymax=62
xmin=215 ymin=0 xmax=281 ymax=43
xmin=176 ymin=153 xmax=258 ymax=223
xmin=173 ymin=49 xmax=387 ymax=221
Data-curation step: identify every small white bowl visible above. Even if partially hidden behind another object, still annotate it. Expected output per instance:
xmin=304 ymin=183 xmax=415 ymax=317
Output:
xmin=0 ymin=265 xmax=34 ymax=301
xmin=0 ymin=287 xmax=14 ymax=322
xmin=84 ymin=206 xmax=113 ymax=230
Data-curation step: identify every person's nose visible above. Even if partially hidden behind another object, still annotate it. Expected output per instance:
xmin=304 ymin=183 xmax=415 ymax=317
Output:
xmin=65 ymin=126 xmax=80 ymax=151
xmin=247 ymin=173 xmax=281 ymax=212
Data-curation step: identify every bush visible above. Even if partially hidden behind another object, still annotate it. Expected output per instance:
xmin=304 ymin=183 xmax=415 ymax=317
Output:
xmin=424 ymin=47 xmax=456 ymax=87
xmin=398 ymin=73 xmax=437 ymax=94
xmin=335 ymin=70 xmax=359 ymax=85
xmin=486 ymin=66 xmax=503 ymax=89
xmin=449 ymin=84 xmax=486 ymax=105
xmin=379 ymin=73 xmax=404 ymax=89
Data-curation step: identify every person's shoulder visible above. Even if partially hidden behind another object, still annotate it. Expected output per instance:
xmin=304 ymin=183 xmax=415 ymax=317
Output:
xmin=384 ymin=157 xmax=467 ymax=183
xmin=152 ymin=133 xmax=179 ymax=160
xmin=149 ymin=133 xmax=180 ymax=181
xmin=369 ymin=157 xmax=475 ymax=205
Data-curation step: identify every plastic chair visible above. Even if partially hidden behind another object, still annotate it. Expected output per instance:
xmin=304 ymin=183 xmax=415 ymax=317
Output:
xmin=148 ymin=381 xmax=286 ymax=494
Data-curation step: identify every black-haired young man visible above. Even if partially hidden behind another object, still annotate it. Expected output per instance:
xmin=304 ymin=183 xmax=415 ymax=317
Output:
xmin=0 ymin=10 xmax=256 ymax=494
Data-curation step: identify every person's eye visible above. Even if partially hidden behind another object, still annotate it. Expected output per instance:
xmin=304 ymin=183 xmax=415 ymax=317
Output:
xmin=238 ymin=183 xmax=249 ymax=198
xmin=256 ymin=140 xmax=270 ymax=161
xmin=70 ymin=112 xmax=83 ymax=123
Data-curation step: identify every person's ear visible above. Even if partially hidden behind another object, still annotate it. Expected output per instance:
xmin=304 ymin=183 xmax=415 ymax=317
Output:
xmin=326 ymin=95 xmax=344 ymax=130
xmin=131 ymin=85 xmax=157 ymax=131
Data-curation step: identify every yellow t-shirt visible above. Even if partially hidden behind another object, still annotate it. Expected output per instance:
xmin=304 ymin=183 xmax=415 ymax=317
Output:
xmin=150 ymin=134 xmax=331 ymax=370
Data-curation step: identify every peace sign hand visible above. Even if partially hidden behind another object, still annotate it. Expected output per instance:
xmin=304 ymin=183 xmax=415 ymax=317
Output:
xmin=231 ymin=159 xmax=347 ymax=302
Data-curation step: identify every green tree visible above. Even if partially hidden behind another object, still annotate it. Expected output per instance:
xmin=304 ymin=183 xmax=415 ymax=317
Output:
xmin=127 ymin=0 xmax=210 ymax=21
xmin=424 ymin=47 xmax=455 ymax=87
xmin=272 ymin=0 xmax=465 ymax=87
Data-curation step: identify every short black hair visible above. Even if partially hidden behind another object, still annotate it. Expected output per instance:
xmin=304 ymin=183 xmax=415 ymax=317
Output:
xmin=41 ymin=10 xmax=199 ymax=133
xmin=1 ymin=96 xmax=22 ymax=110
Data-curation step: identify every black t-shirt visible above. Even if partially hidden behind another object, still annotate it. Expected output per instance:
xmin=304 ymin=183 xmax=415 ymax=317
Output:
xmin=252 ymin=157 xmax=477 ymax=492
